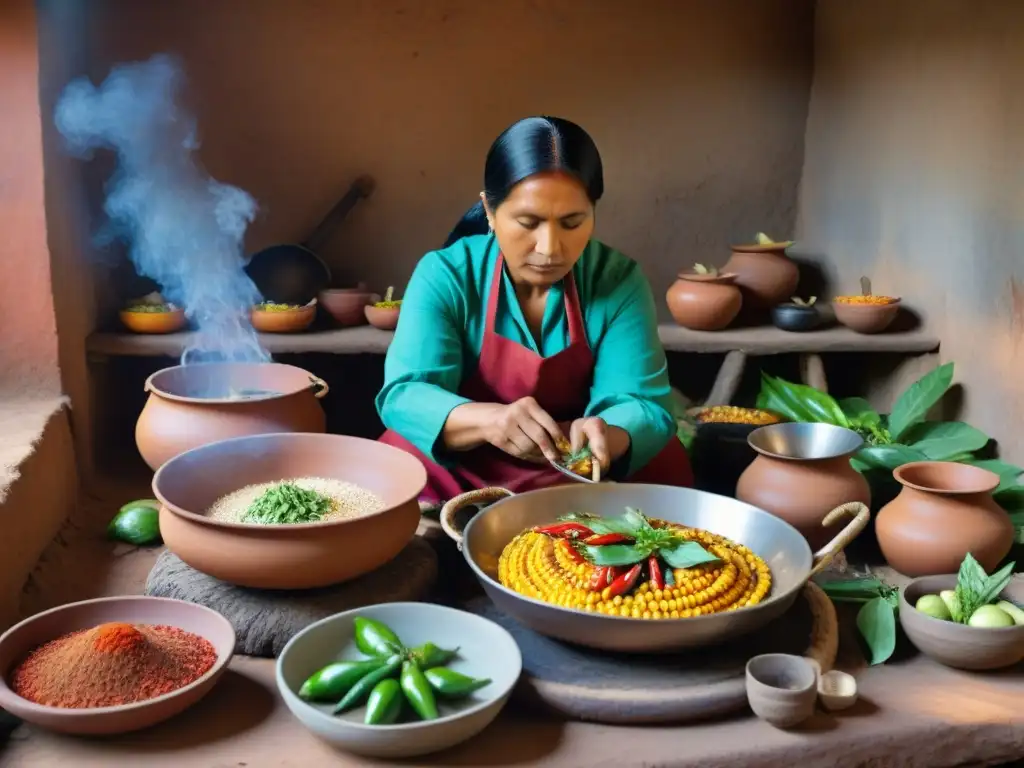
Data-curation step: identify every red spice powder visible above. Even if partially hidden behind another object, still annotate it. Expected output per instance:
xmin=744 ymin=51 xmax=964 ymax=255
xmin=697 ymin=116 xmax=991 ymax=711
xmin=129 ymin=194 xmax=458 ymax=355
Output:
xmin=10 ymin=622 xmax=218 ymax=709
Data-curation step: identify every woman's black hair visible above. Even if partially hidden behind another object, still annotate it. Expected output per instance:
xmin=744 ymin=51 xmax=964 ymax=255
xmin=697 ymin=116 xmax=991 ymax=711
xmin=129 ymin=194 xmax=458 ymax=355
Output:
xmin=443 ymin=116 xmax=604 ymax=248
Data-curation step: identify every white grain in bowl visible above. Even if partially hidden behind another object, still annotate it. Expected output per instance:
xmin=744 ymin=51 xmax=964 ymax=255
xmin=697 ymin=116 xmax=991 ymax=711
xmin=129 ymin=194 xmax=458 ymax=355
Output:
xmin=206 ymin=477 xmax=385 ymax=524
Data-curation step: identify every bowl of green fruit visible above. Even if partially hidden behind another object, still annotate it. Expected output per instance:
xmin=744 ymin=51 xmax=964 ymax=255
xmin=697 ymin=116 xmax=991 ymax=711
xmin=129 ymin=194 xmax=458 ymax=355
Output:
xmin=899 ymin=554 xmax=1024 ymax=671
xmin=276 ymin=602 xmax=521 ymax=758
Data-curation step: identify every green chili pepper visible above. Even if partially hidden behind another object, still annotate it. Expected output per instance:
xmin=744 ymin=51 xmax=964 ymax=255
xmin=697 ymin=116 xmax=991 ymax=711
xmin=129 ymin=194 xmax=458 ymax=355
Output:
xmin=423 ymin=667 xmax=492 ymax=699
xmin=299 ymin=658 xmax=387 ymax=702
xmin=333 ymin=654 xmax=402 ymax=714
xmin=400 ymin=660 xmax=439 ymax=720
xmin=364 ymin=678 xmax=403 ymax=725
xmin=353 ymin=617 xmax=403 ymax=657
xmin=409 ymin=641 xmax=459 ymax=668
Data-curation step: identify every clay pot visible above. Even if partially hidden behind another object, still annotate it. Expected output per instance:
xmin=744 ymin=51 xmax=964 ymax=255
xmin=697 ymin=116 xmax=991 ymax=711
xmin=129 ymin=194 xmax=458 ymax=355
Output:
xmin=665 ymin=272 xmax=742 ymax=331
xmin=250 ymin=299 xmax=317 ymax=333
xmin=875 ymin=461 xmax=1013 ymax=577
xmin=832 ymin=298 xmax=901 ymax=334
xmin=365 ymin=304 xmax=400 ymax=330
xmin=319 ymin=289 xmax=380 ymax=326
xmin=722 ymin=243 xmax=800 ymax=309
xmin=154 ymin=432 xmax=426 ymax=589
xmin=120 ymin=307 xmax=187 ymax=334
xmin=736 ymin=422 xmax=870 ymax=550
xmin=135 ymin=362 xmax=329 ymax=471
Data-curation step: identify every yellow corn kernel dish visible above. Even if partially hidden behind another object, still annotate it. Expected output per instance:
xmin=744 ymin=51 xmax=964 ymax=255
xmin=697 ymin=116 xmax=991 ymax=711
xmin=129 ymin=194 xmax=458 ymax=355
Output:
xmin=694 ymin=406 xmax=782 ymax=426
xmin=497 ymin=523 xmax=772 ymax=620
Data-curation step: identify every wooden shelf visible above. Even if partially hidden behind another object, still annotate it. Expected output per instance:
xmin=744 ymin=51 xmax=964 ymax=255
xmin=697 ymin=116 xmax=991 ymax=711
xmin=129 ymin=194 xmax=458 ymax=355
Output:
xmin=86 ymin=324 xmax=940 ymax=359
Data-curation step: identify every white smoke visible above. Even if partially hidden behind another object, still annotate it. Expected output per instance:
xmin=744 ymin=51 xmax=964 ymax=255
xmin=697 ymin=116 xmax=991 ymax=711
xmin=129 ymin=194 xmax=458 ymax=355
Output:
xmin=54 ymin=54 xmax=270 ymax=365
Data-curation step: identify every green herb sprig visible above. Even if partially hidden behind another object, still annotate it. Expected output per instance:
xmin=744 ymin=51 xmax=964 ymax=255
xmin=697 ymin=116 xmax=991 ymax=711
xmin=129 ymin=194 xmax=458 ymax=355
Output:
xmin=242 ymin=482 xmax=333 ymax=525
xmin=952 ymin=554 xmax=1016 ymax=624
xmin=818 ymin=574 xmax=899 ymax=665
xmin=558 ymin=508 xmax=720 ymax=569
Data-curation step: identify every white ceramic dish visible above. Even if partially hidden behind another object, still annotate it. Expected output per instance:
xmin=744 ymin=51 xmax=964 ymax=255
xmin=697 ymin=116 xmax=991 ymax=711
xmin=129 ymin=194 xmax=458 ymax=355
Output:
xmin=817 ymin=669 xmax=858 ymax=711
xmin=276 ymin=602 xmax=522 ymax=758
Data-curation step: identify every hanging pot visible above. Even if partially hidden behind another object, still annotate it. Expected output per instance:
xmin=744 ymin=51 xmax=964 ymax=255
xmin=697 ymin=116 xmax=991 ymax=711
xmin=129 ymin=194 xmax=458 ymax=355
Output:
xmin=875 ymin=461 xmax=1014 ymax=576
xmin=722 ymin=241 xmax=800 ymax=309
xmin=135 ymin=362 xmax=329 ymax=470
xmin=736 ymin=422 xmax=871 ymax=550
xmin=666 ymin=271 xmax=743 ymax=331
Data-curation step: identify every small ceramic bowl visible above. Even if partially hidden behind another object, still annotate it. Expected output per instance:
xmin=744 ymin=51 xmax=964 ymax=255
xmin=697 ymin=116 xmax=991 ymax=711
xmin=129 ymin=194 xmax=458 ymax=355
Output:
xmin=745 ymin=653 xmax=817 ymax=729
xmin=817 ymin=670 xmax=857 ymax=711
xmin=365 ymin=303 xmax=401 ymax=330
xmin=120 ymin=306 xmax=187 ymax=334
xmin=0 ymin=596 xmax=235 ymax=735
xmin=277 ymin=602 xmax=522 ymax=759
xmin=832 ymin=297 xmax=901 ymax=334
xmin=251 ymin=299 xmax=317 ymax=333
xmin=899 ymin=575 xmax=1024 ymax=671
xmin=319 ymin=289 xmax=380 ymax=326
xmin=771 ymin=303 xmax=822 ymax=332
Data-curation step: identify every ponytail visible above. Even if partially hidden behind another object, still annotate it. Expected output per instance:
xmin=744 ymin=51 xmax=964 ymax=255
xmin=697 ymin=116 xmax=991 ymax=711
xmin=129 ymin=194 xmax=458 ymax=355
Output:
xmin=443 ymin=200 xmax=489 ymax=248
xmin=441 ymin=116 xmax=604 ymax=249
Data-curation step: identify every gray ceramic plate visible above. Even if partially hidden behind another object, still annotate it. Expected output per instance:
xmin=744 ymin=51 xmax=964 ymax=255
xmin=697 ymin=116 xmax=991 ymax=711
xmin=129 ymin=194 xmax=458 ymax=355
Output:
xmin=276 ymin=602 xmax=522 ymax=759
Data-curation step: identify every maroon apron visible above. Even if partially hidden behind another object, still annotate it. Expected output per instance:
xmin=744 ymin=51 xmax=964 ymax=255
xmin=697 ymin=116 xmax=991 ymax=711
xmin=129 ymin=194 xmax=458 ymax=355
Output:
xmin=379 ymin=254 xmax=693 ymax=502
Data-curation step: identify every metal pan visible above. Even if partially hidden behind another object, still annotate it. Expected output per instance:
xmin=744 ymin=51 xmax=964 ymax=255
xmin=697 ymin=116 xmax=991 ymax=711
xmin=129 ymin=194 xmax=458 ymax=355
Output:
xmin=440 ymin=484 xmax=867 ymax=653
xmin=245 ymin=175 xmax=376 ymax=306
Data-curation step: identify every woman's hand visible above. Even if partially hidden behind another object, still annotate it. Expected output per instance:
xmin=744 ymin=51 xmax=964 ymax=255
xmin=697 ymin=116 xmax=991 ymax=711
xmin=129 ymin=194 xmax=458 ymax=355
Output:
xmin=569 ymin=417 xmax=632 ymax=472
xmin=486 ymin=397 xmax=564 ymax=463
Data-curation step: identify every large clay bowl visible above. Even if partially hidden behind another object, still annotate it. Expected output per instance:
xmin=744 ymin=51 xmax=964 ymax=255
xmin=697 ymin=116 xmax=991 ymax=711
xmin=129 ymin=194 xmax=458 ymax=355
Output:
xmin=0 ymin=596 xmax=234 ymax=735
xmin=320 ymin=289 xmax=379 ymax=326
xmin=832 ymin=298 xmax=901 ymax=334
xmin=250 ymin=299 xmax=317 ymax=333
xmin=153 ymin=432 xmax=427 ymax=589
xmin=899 ymin=575 xmax=1024 ymax=671
xmin=135 ymin=362 xmax=329 ymax=471
xmin=277 ymin=602 xmax=520 ymax=758
xmin=119 ymin=307 xmax=187 ymax=334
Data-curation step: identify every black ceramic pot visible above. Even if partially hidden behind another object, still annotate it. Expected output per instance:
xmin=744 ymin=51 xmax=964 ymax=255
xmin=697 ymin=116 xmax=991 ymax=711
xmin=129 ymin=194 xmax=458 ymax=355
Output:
xmin=771 ymin=303 xmax=822 ymax=332
xmin=689 ymin=422 xmax=759 ymax=497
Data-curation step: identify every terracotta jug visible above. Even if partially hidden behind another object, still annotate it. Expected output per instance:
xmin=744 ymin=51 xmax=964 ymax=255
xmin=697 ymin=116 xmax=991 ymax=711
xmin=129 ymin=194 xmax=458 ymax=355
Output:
xmin=736 ymin=423 xmax=871 ymax=550
xmin=666 ymin=272 xmax=743 ymax=331
xmin=875 ymin=461 xmax=1013 ymax=577
xmin=722 ymin=243 xmax=800 ymax=309
xmin=135 ymin=362 xmax=328 ymax=470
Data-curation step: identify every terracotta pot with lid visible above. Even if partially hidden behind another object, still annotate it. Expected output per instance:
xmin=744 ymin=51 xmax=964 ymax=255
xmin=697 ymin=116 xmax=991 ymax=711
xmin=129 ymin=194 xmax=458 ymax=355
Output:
xmin=736 ymin=422 xmax=871 ymax=550
xmin=722 ymin=239 xmax=800 ymax=309
xmin=665 ymin=268 xmax=743 ymax=331
xmin=875 ymin=461 xmax=1013 ymax=577
xmin=135 ymin=362 xmax=329 ymax=470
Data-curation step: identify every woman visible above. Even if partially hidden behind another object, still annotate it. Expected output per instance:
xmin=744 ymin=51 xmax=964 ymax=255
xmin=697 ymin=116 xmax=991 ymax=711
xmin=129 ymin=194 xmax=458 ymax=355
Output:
xmin=377 ymin=116 xmax=692 ymax=503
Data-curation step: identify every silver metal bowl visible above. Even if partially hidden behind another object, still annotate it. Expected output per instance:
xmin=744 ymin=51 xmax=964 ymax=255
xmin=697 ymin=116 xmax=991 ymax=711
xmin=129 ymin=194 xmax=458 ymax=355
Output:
xmin=748 ymin=422 xmax=864 ymax=461
xmin=440 ymin=484 xmax=867 ymax=653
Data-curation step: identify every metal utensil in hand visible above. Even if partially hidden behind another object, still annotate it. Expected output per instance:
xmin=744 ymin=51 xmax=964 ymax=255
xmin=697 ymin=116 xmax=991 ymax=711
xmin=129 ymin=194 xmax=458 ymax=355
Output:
xmin=548 ymin=457 xmax=603 ymax=484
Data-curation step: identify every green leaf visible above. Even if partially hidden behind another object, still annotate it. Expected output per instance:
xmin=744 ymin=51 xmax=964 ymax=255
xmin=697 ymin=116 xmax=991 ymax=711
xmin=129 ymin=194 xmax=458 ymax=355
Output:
xmin=838 ymin=397 xmax=881 ymax=428
xmin=758 ymin=373 xmax=848 ymax=427
xmin=902 ymin=421 xmax=990 ymax=460
xmin=963 ymin=459 xmax=1024 ymax=493
xmin=995 ymin=486 xmax=1024 ymax=514
xmin=622 ymin=507 xmax=650 ymax=533
xmin=558 ymin=512 xmax=637 ymax=537
xmin=756 ymin=373 xmax=813 ymax=422
xmin=659 ymin=541 xmax=720 ymax=569
xmin=818 ymin=576 xmax=887 ymax=600
xmin=979 ymin=561 xmax=1016 ymax=605
xmin=856 ymin=597 xmax=897 ymax=665
xmin=888 ymin=362 xmax=954 ymax=441
xmin=851 ymin=444 xmax=927 ymax=473
xmin=582 ymin=544 xmax=648 ymax=567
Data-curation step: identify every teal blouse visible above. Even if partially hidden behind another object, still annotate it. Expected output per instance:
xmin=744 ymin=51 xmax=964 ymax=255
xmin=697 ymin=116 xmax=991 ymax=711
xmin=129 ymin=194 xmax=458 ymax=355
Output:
xmin=375 ymin=234 xmax=675 ymax=475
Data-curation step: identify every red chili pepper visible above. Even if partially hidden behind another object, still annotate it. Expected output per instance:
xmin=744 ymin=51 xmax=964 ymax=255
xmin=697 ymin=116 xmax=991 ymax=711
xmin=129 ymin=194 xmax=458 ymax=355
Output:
xmin=588 ymin=565 xmax=620 ymax=591
xmin=583 ymin=533 xmax=633 ymax=546
xmin=604 ymin=563 xmax=643 ymax=599
xmin=648 ymin=555 xmax=664 ymax=591
xmin=560 ymin=539 xmax=586 ymax=564
xmin=532 ymin=522 xmax=593 ymax=539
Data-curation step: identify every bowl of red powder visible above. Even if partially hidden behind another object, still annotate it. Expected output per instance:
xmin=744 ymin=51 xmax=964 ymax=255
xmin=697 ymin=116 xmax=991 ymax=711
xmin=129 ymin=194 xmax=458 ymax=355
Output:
xmin=0 ymin=595 xmax=235 ymax=735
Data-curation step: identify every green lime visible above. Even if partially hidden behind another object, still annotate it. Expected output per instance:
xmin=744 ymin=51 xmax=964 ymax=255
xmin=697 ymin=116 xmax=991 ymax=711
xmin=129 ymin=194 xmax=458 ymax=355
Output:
xmin=914 ymin=594 xmax=951 ymax=621
xmin=108 ymin=499 xmax=162 ymax=545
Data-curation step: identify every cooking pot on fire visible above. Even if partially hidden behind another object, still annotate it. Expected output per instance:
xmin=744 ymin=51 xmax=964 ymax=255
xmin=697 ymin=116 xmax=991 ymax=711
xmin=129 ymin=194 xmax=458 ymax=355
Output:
xmin=440 ymin=484 xmax=868 ymax=653
xmin=135 ymin=362 xmax=329 ymax=470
